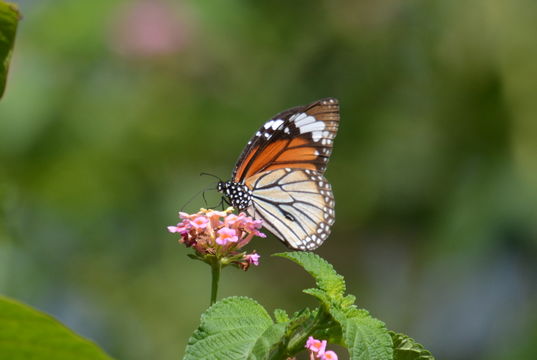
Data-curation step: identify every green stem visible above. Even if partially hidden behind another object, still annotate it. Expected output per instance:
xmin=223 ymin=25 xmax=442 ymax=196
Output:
xmin=285 ymin=306 xmax=333 ymax=356
xmin=210 ymin=258 xmax=221 ymax=305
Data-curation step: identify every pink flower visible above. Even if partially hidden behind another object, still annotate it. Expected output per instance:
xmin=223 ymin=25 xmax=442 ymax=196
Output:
xmin=245 ymin=253 xmax=260 ymax=266
xmin=179 ymin=212 xmax=192 ymax=219
xmin=305 ymin=337 xmax=338 ymax=359
xmin=167 ymin=223 xmax=188 ymax=234
xmin=216 ymin=227 xmax=238 ymax=245
xmin=254 ymin=230 xmax=267 ymax=238
xmin=249 ymin=219 xmax=264 ymax=229
xmin=244 ymin=218 xmax=266 ymax=237
xmin=168 ymin=208 xmax=265 ymax=270
xmin=305 ymin=337 xmax=327 ymax=357
xmin=206 ymin=210 xmax=228 ymax=218
xmin=321 ymin=351 xmax=338 ymax=360
xmin=205 ymin=210 xmax=226 ymax=229
xmin=190 ymin=216 xmax=209 ymax=229
xmin=224 ymin=213 xmax=245 ymax=226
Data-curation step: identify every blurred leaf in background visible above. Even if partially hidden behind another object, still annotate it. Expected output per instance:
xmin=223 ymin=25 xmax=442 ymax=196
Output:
xmin=0 ymin=0 xmax=19 ymax=98
xmin=0 ymin=0 xmax=536 ymax=359
xmin=0 ymin=296 xmax=114 ymax=360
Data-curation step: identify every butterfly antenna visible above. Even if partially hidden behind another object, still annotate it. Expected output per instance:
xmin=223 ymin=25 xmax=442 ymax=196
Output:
xmin=200 ymin=172 xmax=223 ymax=182
xmin=180 ymin=184 xmax=218 ymax=212
xmin=180 ymin=189 xmax=204 ymax=212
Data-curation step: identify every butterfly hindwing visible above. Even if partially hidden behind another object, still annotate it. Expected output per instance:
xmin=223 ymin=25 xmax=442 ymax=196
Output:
xmin=232 ymin=98 xmax=339 ymax=183
xmin=244 ymin=168 xmax=335 ymax=250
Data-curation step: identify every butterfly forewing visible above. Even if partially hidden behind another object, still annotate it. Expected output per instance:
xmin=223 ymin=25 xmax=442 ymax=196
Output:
xmin=244 ymin=168 xmax=335 ymax=250
xmin=232 ymin=98 xmax=339 ymax=183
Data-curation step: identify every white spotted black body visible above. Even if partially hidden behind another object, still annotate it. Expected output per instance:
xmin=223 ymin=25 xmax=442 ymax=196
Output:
xmin=217 ymin=181 xmax=252 ymax=210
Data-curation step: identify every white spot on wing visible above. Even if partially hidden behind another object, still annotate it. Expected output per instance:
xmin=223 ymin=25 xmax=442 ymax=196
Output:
xmin=299 ymin=122 xmax=325 ymax=134
xmin=291 ymin=112 xmax=315 ymax=126
xmin=289 ymin=112 xmax=306 ymax=122
xmin=290 ymin=112 xmax=326 ymax=142
xmin=311 ymin=127 xmax=324 ymax=142
xmin=271 ymin=119 xmax=284 ymax=130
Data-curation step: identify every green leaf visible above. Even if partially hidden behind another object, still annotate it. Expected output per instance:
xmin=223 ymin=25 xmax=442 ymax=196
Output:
xmin=0 ymin=295 xmax=114 ymax=360
xmin=248 ymin=322 xmax=286 ymax=360
xmin=303 ymin=288 xmax=331 ymax=304
xmin=0 ymin=0 xmax=20 ymax=99
xmin=286 ymin=307 xmax=314 ymax=334
xmin=327 ymin=306 xmax=392 ymax=360
xmin=390 ymin=332 xmax=435 ymax=360
xmin=275 ymin=252 xmax=433 ymax=360
xmin=273 ymin=308 xmax=289 ymax=323
xmin=274 ymin=252 xmax=346 ymax=299
xmin=344 ymin=315 xmax=393 ymax=360
xmin=184 ymin=296 xmax=274 ymax=360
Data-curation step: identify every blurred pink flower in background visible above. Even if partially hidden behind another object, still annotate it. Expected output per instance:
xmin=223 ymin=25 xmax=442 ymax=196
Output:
xmin=110 ymin=0 xmax=190 ymax=57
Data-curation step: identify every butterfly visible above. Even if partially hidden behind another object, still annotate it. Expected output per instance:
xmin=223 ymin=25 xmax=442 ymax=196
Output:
xmin=217 ymin=98 xmax=339 ymax=250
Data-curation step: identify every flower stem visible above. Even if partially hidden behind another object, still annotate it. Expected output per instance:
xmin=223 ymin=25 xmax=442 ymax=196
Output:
xmin=210 ymin=257 xmax=221 ymax=305
xmin=284 ymin=306 xmax=333 ymax=356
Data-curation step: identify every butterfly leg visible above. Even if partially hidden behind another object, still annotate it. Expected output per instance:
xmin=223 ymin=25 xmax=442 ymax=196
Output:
xmin=221 ymin=196 xmax=231 ymax=210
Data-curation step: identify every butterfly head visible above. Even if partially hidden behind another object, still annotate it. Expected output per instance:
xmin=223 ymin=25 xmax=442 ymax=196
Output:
xmin=217 ymin=180 xmax=253 ymax=211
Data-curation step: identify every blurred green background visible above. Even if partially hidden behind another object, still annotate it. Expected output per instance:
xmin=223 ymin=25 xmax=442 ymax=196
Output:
xmin=1 ymin=0 xmax=537 ymax=359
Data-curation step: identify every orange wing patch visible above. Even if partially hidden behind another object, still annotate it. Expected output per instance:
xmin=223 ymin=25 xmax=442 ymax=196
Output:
xmin=233 ymin=98 xmax=339 ymax=183
xmin=234 ymin=139 xmax=287 ymax=182
xmin=235 ymin=138 xmax=321 ymax=182
xmin=276 ymin=138 xmax=317 ymax=162
xmin=233 ymin=145 xmax=258 ymax=183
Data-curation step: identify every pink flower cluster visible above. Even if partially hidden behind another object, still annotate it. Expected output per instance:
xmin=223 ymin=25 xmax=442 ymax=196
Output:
xmin=305 ymin=337 xmax=338 ymax=360
xmin=168 ymin=208 xmax=265 ymax=269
